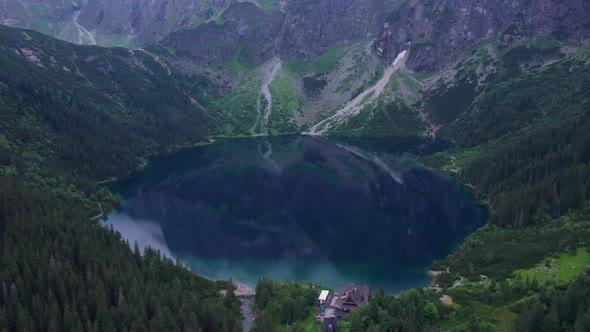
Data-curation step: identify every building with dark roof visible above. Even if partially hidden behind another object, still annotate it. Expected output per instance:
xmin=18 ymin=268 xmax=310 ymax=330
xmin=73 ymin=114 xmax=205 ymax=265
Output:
xmin=334 ymin=284 xmax=371 ymax=313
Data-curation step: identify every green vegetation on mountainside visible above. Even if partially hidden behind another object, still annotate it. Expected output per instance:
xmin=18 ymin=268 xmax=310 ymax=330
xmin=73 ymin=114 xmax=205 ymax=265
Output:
xmin=0 ymin=177 xmax=242 ymax=331
xmin=516 ymin=271 xmax=590 ymax=331
xmin=284 ymin=43 xmax=351 ymax=75
xmin=434 ymin=206 xmax=590 ymax=283
xmin=0 ymin=25 xmax=225 ymax=214
xmin=515 ymin=248 xmax=590 ymax=286
xmin=272 ymin=43 xmax=590 ymax=332
xmin=214 ymin=80 xmax=262 ymax=135
xmin=211 ymin=59 xmax=305 ymax=136
xmin=428 ymin=44 xmax=590 ymax=227
xmin=2 ymin=19 xmax=590 ymax=332
xmin=328 ymin=99 xmax=423 ymax=137
xmin=0 ymin=26 xmax=242 ymax=331
xmin=267 ymin=72 xmax=306 ymax=134
xmin=254 ymin=0 xmax=282 ymax=12
xmin=252 ymin=279 xmax=320 ymax=332
xmin=346 ymin=287 xmax=444 ymax=332
xmin=411 ymin=43 xmax=590 ymax=331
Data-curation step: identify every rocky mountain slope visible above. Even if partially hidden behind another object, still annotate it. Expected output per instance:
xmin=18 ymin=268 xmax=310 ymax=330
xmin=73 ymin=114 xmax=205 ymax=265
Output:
xmin=376 ymin=0 xmax=590 ymax=72
xmin=160 ymin=0 xmax=397 ymax=65
xmin=3 ymin=0 xmax=589 ymax=69
xmin=0 ymin=1 xmax=589 ymax=141
xmin=1 ymin=0 xmax=589 ymax=139
xmin=149 ymin=0 xmax=589 ymax=138
xmin=0 ymin=0 xmax=239 ymax=47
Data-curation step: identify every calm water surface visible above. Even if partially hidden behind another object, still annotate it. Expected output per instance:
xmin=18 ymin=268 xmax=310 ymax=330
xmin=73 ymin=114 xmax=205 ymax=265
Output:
xmin=106 ymin=136 xmax=485 ymax=293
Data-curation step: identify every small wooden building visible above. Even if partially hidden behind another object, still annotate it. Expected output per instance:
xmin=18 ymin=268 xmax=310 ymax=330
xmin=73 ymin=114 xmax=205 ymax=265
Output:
xmin=318 ymin=290 xmax=330 ymax=305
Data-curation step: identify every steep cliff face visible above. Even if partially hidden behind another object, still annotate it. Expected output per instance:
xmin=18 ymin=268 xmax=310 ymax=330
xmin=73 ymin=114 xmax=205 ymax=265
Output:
xmin=0 ymin=0 xmax=396 ymax=63
xmin=162 ymin=0 xmax=397 ymax=66
xmin=376 ymin=0 xmax=590 ymax=72
xmin=3 ymin=0 xmax=590 ymax=71
xmin=162 ymin=2 xmax=284 ymax=66
xmin=276 ymin=0 xmax=396 ymax=61
xmin=500 ymin=0 xmax=590 ymax=46
xmin=145 ymin=0 xmax=590 ymax=74
xmin=375 ymin=0 xmax=520 ymax=69
xmin=0 ymin=0 xmax=234 ymax=46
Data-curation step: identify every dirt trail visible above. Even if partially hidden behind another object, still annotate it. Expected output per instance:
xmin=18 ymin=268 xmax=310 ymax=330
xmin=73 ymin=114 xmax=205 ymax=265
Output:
xmin=234 ymin=282 xmax=256 ymax=332
xmin=305 ymin=50 xmax=408 ymax=135
xmin=257 ymin=57 xmax=282 ymax=133
xmin=240 ymin=297 xmax=256 ymax=332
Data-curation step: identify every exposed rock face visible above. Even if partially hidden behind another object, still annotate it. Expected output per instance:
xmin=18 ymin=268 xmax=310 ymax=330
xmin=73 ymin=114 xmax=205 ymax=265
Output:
xmin=1 ymin=0 xmax=397 ymax=61
xmin=162 ymin=2 xmax=284 ymax=66
xmin=162 ymin=0 xmax=397 ymax=65
xmin=376 ymin=0 xmax=590 ymax=72
xmin=1 ymin=0 xmax=589 ymax=71
xmin=500 ymin=0 xmax=590 ymax=46
xmin=0 ymin=0 xmax=233 ymax=46
xmin=160 ymin=0 xmax=590 ymax=71
xmin=276 ymin=0 xmax=396 ymax=61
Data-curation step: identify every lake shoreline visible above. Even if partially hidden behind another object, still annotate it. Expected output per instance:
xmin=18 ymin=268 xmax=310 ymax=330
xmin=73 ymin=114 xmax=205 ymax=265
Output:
xmin=102 ymin=135 xmax=487 ymax=295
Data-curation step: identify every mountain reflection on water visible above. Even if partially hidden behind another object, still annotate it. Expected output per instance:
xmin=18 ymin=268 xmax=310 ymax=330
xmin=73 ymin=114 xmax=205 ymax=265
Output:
xmin=106 ymin=136 xmax=486 ymax=292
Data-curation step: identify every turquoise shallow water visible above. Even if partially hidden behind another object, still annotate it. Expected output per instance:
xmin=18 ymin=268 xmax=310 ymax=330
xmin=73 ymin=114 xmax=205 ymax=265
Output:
xmin=105 ymin=136 xmax=486 ymax=293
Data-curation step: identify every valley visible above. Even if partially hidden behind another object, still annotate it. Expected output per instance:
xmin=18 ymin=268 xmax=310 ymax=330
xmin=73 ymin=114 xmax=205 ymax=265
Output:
xmin=0 ymin=0 xmax=590 ymax=331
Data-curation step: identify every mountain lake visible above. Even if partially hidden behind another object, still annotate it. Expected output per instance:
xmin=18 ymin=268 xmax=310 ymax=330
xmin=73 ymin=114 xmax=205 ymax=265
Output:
xmin=105 ymin=135 xmax=486 ymax=293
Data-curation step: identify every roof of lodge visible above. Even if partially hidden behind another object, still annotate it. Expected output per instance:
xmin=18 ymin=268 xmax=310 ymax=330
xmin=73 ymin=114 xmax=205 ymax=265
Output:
xmin=335 ymin=284 xmax=371 ymax=308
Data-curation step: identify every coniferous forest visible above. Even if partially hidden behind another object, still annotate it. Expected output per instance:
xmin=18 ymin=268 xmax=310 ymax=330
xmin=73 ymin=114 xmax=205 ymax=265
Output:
xmin=0 ymin=6 xmax=590 ymax=330
xmin=0 ymin=26 xmax=242 ymax=331
xmin=0 ymin=178 xmax=242 ymax=331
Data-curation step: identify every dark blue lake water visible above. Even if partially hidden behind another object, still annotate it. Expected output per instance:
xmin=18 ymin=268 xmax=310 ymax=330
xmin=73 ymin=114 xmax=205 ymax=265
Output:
xmin=106 ymin=136 xmax=485 ymax=293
